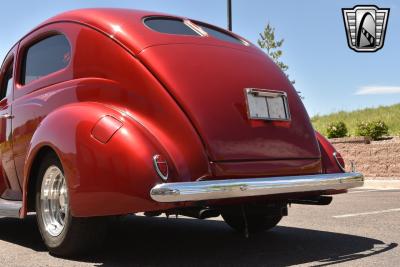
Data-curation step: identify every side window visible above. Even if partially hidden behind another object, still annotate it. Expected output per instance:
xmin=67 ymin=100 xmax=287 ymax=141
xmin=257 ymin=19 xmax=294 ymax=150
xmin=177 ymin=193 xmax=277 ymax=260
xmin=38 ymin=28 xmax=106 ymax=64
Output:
xmin=0 ymin=61 xmax=14 ymax=100
xmin=21 ymin=34 xmax=71 ymax=85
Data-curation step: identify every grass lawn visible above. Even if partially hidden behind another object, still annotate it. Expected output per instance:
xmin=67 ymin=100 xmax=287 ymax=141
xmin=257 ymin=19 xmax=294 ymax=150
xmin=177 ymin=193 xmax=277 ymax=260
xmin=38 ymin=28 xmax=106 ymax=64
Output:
xmin=311 ymin=103 xmax=400 ymax=137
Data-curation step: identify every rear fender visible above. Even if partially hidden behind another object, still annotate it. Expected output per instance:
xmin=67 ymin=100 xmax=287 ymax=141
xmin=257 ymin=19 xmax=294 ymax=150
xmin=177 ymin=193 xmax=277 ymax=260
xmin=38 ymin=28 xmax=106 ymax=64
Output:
xmin=22 ymin=102 xmax=177 ymax=217
xmin=315 ymin=131 xmax=344 ymax=173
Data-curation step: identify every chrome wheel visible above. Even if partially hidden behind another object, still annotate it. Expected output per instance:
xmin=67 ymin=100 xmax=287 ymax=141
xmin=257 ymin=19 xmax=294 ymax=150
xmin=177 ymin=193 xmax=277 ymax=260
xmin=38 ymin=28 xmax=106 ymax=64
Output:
xmin=40 ymin=165 xmax=69 ymax=237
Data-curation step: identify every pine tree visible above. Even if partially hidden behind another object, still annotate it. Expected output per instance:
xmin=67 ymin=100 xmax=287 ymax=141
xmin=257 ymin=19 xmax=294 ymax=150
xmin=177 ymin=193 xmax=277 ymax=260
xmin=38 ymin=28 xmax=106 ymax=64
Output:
xmin=258 ymin=23 xmax=295 ymax=85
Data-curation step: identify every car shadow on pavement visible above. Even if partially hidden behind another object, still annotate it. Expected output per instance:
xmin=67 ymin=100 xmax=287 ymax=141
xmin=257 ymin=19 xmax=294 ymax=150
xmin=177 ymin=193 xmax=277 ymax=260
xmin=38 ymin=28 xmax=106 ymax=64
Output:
xmin=0 ymin=215 xmax=396 ymax=266
xmin=0 ymin=215 xmax=46 ymax=252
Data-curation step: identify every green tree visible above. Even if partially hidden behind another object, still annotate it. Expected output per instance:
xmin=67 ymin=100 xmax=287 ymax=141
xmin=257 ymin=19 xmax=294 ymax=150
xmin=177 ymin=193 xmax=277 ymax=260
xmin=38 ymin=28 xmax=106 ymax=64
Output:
xmin=258 ymin=23 xmax=295 ymax=85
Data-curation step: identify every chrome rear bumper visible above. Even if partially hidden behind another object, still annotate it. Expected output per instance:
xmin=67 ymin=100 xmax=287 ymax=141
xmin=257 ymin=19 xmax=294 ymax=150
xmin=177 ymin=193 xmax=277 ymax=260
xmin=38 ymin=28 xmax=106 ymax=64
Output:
xmin=150 ymin=172 xmax=364 ymax=203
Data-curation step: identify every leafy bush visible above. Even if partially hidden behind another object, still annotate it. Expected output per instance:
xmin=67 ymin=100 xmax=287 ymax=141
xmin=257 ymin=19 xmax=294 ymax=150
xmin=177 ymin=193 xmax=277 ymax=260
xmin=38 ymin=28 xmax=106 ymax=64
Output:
xmin=356 ymin=120 xmax=389 ymax=140
xmin=326 ymin=121 xmax=348 ymax=138
xmin=311 ymin=104 xmax=400 ymax=137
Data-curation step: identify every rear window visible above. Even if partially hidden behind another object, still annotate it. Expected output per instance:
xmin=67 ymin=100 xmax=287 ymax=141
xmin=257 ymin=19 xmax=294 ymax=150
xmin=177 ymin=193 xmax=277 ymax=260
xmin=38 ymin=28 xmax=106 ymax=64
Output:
xmin=144 ymin=18 xmax=199 ymax=36
xmin=198 ymin=23 xmax=244 ymax=45
xmin=21 ymin=34 xmax=71 ymax=85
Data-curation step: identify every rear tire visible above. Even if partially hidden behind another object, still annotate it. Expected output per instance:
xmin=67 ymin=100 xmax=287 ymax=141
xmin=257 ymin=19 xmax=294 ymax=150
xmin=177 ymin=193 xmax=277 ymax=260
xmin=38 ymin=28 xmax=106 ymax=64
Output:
xmin=35 ymin=152 xmax=108 ymax=257
xmin=221 ymin=204 xmax=284 ymax=234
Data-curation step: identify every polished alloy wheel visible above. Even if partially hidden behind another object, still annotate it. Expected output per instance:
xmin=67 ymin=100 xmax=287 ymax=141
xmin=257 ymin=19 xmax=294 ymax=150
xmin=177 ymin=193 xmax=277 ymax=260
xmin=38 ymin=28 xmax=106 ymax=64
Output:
xmin=40 ymin=165 xmax=69 ymax=237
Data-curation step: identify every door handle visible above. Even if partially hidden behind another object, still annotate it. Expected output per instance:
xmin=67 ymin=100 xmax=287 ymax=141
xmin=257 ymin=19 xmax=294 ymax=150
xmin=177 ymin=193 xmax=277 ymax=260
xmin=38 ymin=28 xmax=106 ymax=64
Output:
xmin=0 ymin=113 xmax=14 ymax=119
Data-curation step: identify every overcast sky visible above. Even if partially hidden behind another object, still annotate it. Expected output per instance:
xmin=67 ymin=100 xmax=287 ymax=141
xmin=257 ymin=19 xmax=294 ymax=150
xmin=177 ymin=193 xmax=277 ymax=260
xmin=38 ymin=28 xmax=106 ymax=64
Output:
xmin=1 ymin=0 xmax=399 ymax=116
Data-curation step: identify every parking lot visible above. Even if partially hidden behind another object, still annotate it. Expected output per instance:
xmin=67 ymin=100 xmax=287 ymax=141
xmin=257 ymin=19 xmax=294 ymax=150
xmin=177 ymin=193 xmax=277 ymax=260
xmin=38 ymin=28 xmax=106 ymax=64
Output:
xmin=0 ymin=188 xmax=399 ymax=266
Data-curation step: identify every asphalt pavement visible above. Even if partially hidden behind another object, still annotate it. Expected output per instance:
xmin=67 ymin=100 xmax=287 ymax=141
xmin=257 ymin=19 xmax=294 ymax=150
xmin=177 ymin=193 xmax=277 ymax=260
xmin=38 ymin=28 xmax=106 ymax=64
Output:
xmin=0 ymin=188 xmax=399 ymax=266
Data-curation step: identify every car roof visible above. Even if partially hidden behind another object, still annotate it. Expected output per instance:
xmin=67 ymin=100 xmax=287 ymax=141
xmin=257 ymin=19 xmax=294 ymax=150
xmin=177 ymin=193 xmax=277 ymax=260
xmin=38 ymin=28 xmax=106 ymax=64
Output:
xmin=42 ymin=8 xmax=184 ymax=54
xmin=2 ymin=8 xmax=254 ymax=67
xmin=35 ymin=8 xmax=252 ymax=55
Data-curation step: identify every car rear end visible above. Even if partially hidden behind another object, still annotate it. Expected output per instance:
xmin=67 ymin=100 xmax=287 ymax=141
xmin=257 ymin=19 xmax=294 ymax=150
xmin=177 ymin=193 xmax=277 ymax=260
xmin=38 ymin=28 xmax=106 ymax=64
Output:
xmin=48 ymin=9 xmax=363 ymax=234
xmin=132 ymin=17 xmax=363 ymax=204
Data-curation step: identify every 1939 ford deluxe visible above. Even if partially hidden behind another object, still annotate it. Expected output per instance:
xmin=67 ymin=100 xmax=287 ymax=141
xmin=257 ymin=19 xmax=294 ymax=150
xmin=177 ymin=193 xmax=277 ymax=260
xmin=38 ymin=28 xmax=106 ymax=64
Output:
xmin=0 ymin=8 xmax=363 ymax=256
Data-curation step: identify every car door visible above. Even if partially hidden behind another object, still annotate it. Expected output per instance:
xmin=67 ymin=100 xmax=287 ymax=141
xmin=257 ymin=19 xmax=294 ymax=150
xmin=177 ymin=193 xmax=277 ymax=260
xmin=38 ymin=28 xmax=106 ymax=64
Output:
xmin=0 ymin=47 xmax=21 ymax=200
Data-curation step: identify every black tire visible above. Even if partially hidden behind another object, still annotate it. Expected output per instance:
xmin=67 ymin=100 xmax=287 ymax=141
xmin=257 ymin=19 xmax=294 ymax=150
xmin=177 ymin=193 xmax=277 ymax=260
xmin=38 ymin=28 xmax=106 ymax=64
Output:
xmin=221 ymin=204 xmax=283 ymax=234
xmin=35 ymin=152 xmax=108 ymax=257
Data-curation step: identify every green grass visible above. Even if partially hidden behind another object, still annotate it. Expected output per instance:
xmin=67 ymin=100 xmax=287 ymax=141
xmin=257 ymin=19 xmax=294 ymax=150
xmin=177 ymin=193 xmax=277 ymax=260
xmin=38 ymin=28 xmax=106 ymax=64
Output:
xmin=311 ymin=103 xmax=400 ymax=137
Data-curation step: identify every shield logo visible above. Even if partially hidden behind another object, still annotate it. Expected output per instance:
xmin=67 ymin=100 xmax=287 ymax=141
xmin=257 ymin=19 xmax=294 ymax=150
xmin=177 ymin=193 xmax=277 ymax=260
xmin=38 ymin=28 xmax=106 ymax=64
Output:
xmin=342 ymin=5 xmax=390 ymax=52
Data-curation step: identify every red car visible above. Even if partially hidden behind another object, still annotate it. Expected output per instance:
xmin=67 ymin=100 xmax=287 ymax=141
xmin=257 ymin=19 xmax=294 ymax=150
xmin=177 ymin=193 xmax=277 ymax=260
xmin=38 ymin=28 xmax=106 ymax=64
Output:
xmin=0 ymin=8 xmax=363 ymax=256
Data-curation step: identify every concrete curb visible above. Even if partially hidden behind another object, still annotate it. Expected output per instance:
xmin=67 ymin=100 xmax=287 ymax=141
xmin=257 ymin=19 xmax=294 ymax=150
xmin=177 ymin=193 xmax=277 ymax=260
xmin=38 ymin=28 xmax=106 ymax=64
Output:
xmin=362 ymin=178 xmax=400 ymax=189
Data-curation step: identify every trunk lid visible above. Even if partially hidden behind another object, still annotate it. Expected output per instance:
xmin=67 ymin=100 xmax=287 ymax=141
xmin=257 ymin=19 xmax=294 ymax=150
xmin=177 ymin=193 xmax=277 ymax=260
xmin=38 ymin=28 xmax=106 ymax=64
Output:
xmin=138 ymin=44 xmax=321 ymax=162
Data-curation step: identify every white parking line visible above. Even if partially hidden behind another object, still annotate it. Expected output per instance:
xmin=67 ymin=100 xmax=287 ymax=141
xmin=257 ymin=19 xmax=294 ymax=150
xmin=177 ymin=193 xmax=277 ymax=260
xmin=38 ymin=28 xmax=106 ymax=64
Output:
xmin=348 ymin=189 xmax=400 ymax=194
xmin=333 ymin=208 xmax=400 ymax=218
